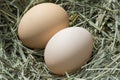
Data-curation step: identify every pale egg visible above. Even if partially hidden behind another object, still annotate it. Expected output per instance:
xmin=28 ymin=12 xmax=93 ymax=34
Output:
xmin=44 ymin=27 xmax=93 ymax=75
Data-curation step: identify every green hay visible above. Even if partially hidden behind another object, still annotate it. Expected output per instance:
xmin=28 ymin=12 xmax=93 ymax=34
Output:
xmin=0 ymin=0 xmax=120 ymax=80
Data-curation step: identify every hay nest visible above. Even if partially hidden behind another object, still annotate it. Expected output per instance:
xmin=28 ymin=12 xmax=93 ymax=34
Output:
xmin=0 ymin=0 xmax=120 ymax=80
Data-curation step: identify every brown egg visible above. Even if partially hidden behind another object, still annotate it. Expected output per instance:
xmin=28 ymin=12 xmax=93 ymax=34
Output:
xmin=44 ymin=27 xmax=93 ymax=75
xmin=18 ymin=3 xmax=69 ymax=49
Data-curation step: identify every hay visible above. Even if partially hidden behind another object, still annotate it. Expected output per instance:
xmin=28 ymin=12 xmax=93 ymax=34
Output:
xmin=0 ymin=0 xmax=120 ymax=80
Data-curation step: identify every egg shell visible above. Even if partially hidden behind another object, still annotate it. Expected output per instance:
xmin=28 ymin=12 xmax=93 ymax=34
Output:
xmin=18 ymin=3 xmax=69 ymax=49
xmin=44 ymin=27 xmax=93 ymax=75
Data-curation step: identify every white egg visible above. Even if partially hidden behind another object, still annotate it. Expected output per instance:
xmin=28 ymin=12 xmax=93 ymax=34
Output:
xmin=44 ymin=27 xmax=93 ymax=75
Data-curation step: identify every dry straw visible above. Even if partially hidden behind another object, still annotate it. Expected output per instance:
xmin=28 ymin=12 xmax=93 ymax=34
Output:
xmin=0 ymin=0 xmax=120 ymax=80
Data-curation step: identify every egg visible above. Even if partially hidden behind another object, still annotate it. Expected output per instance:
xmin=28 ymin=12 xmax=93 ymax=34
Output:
xmin=18 ymin=3 xmax=69 ymax=49
xmin=44 ymin=27 xmax=93 ymax=75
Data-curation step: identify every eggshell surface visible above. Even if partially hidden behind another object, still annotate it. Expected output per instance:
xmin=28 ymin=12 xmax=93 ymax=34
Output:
xmin=18 ymin=3 xmax=69 ymax=49
xmin=44 ymin=27 xmax=93 ymax=75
